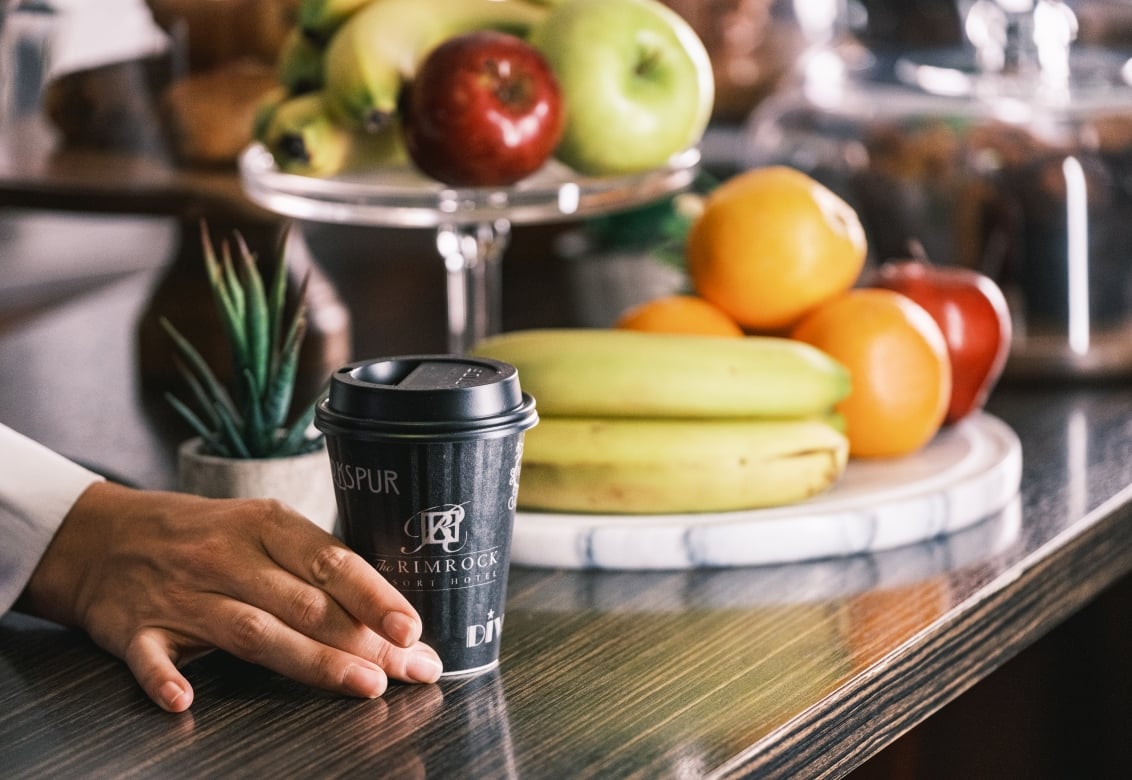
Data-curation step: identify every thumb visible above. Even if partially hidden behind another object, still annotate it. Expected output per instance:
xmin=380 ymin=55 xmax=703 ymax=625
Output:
xmin=124 ymin=629 xmax=196 ymax=713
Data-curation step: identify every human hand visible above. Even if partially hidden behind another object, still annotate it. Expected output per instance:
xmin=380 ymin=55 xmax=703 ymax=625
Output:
xmin=19 ymin=481 xmax=443 ymax=712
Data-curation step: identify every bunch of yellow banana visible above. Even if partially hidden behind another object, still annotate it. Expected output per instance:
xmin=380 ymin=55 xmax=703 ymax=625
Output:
xmin=256 ymin=0 xmax=551 ymax=175
xmin=471 ymin=329 xmax=853 ymax=514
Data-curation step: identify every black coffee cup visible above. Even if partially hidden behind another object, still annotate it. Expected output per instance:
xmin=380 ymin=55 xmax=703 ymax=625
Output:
xmin=315 ymin=355 xmax=538 ymax=676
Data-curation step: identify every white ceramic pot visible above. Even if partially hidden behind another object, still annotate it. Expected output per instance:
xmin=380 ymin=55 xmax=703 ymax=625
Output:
xmin=177 ymin=438 xmax=339 ymax=536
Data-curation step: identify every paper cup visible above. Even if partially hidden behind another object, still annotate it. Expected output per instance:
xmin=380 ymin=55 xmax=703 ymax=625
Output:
xmin=315 ymin=356 xmax=537 ymax=676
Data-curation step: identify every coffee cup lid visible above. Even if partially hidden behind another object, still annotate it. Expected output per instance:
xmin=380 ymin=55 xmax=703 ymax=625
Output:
xmin=316 ymin=355 xmax=538 ymax=439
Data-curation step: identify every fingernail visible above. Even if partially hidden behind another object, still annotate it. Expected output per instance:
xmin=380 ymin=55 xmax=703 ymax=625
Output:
xmin=159 ymin=680 xmax=191 ymax=712
xmin=343 ymin=664 xmax=387 ymax=698
xmin=382 ymin=611 xmax=419 ymax=647
xmin=406 ymin=649 xmax=443 ymax=683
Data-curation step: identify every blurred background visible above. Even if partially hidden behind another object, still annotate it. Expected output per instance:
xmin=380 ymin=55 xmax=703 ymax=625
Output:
xmin=5 ymin=0 xmax=1132 ymax=378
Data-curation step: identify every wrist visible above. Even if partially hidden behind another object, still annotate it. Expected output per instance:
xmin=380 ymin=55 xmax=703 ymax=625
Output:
xmin=18 ymin=481 xmax=124 ymax=627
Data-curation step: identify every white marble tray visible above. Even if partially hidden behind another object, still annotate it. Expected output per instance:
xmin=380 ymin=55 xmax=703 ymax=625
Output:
xmin=511 ymin=413 xmax=1023 ymax=570
xmin=513 ymin=497 xmax=1023 ymax=609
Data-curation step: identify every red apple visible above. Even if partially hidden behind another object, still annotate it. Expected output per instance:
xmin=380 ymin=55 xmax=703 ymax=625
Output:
xmin=402 ymin=31 xmax=565 ymax=187
xmin=872 ymin=252 xmax=1012 ymax=424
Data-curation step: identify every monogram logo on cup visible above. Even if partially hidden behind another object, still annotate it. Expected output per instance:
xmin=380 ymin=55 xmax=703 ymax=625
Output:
xmin=401 ymin=502 xmax=469 ymax=554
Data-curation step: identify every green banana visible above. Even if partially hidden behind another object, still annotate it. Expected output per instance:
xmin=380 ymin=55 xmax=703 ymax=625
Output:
xmin=252 ymin=85 xmax=292 ymax=143
xmin=277 ymin=28 xmax=326 ymax=95
xmin=297 ymin=0 xmax=373 ymax=44
xmin=257 ymin=91 xmax=405 ymax=176
xmin=322 ymin=0 xmax=549 ymax=132
xmin=472 ymin=329 xmax=851 ymax=419
xmin=518 ymin=416 xmax=849 ymax=514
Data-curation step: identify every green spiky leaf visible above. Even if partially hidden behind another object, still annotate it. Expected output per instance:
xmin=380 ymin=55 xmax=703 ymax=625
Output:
xmin=163 ymin=222 xmax=322 ymax=459
xmin=234 ymin=234 xmax=271 ymax=400
xmin=264 ymin=317 xmax=304 ymax=432
xmin=214 ymin=401 xmax=253 ymax=459
xmin=239 ymin=368 xmax=274 ymax=457
xmin=266 ymin=226 xmax=291 ymax=382
xmin=200 ymin=223 xmax=248 ymax=368
xmin=161 ymin=317 xmax=241 ymax=424
xmin=170 ymin=356 xmax=222 ymax=434
xmin=166 ymin=393 xmax=210 ymax=440
xmin=275 ymin=393 xmax=324 ymax=456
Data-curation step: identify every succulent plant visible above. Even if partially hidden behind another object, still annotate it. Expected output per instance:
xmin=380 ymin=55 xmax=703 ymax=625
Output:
xmin=162 ymin=223 xmax=324 ymax=459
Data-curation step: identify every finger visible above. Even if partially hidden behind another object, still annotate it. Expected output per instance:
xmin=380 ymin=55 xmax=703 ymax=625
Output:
xmin=124 ymin=629 xmax=196 ymax=713
xmin=260 ymin=519 xmax=423 ymax=648
xmin=376 ymin=641 xmax=444 ymax=685
xmin=221 ymin=559 xmax=400 ymax=664
xmin=220 ymin=551 xmax=354 ymax=639
xmin=209 ymin=598 xmax=392 ymax=699
xmin=222 ymin=567 xmax=443 ymax=682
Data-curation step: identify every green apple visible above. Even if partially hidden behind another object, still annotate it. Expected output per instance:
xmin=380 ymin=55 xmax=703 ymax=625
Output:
xmin=530 ymin=0 xmax=714 ymax=176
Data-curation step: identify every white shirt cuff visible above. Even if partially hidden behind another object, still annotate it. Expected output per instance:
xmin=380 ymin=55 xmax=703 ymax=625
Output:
xmin=1 ymin=424 xmax=104 ymax=614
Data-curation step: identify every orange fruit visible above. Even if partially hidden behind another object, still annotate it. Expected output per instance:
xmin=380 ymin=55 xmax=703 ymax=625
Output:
xmin=615 ymin=294 xmax=744 ymax=337
xmin=686 ymin=166 xmax=867 ymax=331
xmin=790 ymin=288 xmax=951 ymax=458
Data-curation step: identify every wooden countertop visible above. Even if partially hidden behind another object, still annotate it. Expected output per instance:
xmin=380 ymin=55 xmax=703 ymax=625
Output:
xmin=1 ymin=263 xmax=1131 ymax=778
